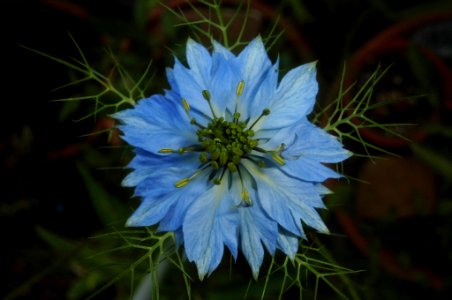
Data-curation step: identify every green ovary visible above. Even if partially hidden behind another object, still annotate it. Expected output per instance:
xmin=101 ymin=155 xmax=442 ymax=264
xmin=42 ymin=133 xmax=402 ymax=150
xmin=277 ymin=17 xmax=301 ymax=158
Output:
xmin=197 ymin=117 xmax=257 ymax=174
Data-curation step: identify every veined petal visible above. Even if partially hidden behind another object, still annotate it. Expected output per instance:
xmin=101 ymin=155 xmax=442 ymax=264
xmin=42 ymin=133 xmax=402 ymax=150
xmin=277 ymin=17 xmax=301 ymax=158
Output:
xmin=114 ymin=95 xmax=197 ymax=154
xmin=186 ymin=38 xmax=212 ymax=87
xmin=239 ymin=204 xmax=278 ymax=279
xmin=122 ymin=149 xmax=198 ymax=188
xmin=284 ymin=121 xmax=352 ymax=163
xmin=277 ymin=228 xmax=300 ymax=259
xmin=126 ymin=167 xmax=207 ymax=227
xmin=282 ymin=156 xmax=342 ymax=182
xmin=209 ymin=52 xmax=240 ymax=116
xmin=243 ymin=160 xmax=328 ymax=235
xmin=236 ymin=37 xmax=273 ymax=119
xmin=258 ymin=61 xmax=318 ymax=130
xmin=172 ymin=58 xmax=212 ymax=117
xmin=183 ymin=177 xmax=238 ymax=279
xmin=212 ymin=39 xmax=236 ymax=61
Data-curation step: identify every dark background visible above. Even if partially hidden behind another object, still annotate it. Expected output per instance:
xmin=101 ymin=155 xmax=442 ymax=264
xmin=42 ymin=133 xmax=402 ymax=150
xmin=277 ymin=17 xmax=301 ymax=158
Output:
xmin=2 ymin=0 xmax=452 ymax=299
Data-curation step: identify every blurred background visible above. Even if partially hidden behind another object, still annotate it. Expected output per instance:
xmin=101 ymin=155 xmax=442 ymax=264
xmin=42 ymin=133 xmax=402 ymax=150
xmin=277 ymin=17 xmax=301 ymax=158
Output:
xmin=2 ymin=0 xmax=452 ymax=299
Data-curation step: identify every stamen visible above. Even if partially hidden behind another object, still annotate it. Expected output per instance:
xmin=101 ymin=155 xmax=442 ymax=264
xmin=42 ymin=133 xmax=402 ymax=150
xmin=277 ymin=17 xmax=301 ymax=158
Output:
xmin=271 ymin=153 xmax=285 ymax=166
xmin=174 ymin=169 xmax=204 ymax=188
xmin=182 ymin=98 xmax=190 ymax=114
xmin=236 ymin=80 xmax=245 ymax=97
xmin=248 ymin=108 xmax=271 ymax=130
xmin=237 ymin=167 xmax=252 ymax=206
xmin=202 ymin=89 xmax=211 ymax=101
xmin=213 ymin=167 xmax=227 ymax=185
xmin=160 ymin=146 xmax=201 ymax=155
xmin=159 ymin=148 xmax=176 ymax=153
xmin=202 ymin=89 xmax=217 ymax=118
xmin=190 ymin=118 xmax=205 ymax=129
xmin=181 ymin=98 xmax=205 ymax=129
xmin=175 ymin=178 xmax=190 ymax=188
xmin=241 ymin=189 xmax=252 ymax=206
xmin=234 ymin=80 xmax=245 ymax=122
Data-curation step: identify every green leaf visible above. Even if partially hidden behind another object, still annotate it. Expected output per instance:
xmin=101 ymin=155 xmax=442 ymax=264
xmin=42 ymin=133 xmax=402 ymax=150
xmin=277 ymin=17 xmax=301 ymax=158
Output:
xmin=77 ymin=162 xmax=128 ymax=226
xmin=411 ymin=143 xmax=452 ymax=182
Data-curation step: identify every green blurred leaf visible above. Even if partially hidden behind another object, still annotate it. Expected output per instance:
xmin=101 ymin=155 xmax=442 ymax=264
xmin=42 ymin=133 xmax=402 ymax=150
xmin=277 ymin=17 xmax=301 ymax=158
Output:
xmin=411 ymin=143 xmax=452 ymax=182
xmin=77 ymin=162 xmax=128 ymax=226
xmin=36 ymin=226 xmax=79 ymax=253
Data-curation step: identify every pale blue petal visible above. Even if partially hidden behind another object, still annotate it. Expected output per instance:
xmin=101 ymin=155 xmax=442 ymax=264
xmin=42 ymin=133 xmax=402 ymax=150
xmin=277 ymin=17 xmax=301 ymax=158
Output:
xmin=284 ymin=121 xmax=352 ymax=163
xmin=236 ymin=37 xmax=273 ymax=119
xmin=212 ymin=39 xmax=236 ymax=61
xmin=159 ymin=174 xmax=212 ymax=231
xmin=219 ymin=207 xmax=239 ymax=260
xmin=243 ymin=160 xmax=328 ymax=234
xmin=165 ymin=67 xmax=180 ymax=95
xmin=315 ymin=184 xmax=332 ymax=195
xmin=242 ymin=161 xmax=304 ymax=236
xmin=186 ymin=38 xmax=212 ymax=87
xmin=183 ymin=177 xmax=238 ymax=279
xmin=277 ymin=228 xmax=300 ymax=259
xmin=245 ymin=59 xmax=279 ymax=125
xmin=287 ymin=198 xmax=329 ymax=234
xmin=122 ymin=149 xmax=198 ymax=188
xmin=114 ymin=95 xmax=197 ymax=154
xmin=282 ymin=156 xmax=342 ymax=182
xmin=239 ymin=204 xmax=278 ymax=279
xmin=209 ymin=52 xmax=240 ymax=117
xmin=258 ymin=62 xmax=318 ymax=130
xmin=172 ymin=58 xmax=212 ymax=117
xmin=256 ymin=120 xmax=299 ymax=151
xmin=126 ymin=165 xmax=206 ymax=227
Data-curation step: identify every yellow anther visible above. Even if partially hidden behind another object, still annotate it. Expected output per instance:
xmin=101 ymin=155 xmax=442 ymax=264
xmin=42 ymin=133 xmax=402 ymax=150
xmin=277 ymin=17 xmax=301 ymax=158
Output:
xmin=271 ymin=153 xmax=285 ymax=166
xmin=182 ymin=98 xmax=190 ymax=113
xmin=175 ymin=178 xmax=190 ymax=188
xmin=159 ymin=148 xmax=175 ymax=153
xmin=241 ymin=189 xmax=252 ymax=206
xmin=236 ymin=80 xmax=245 ymax=97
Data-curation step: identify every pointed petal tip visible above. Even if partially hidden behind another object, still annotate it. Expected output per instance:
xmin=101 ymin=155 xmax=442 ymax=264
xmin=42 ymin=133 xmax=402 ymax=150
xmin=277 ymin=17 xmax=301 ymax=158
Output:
xmin=319 ymin=225 xmax=330 ymax=235
xmin=252 ymin=271 xmax=259 ymax=281
xmin=125 ymin=214 xmax=148 ymax=227
xmin=125 ymin=217 xmax=137 ymax=227
xmin=198 ymin=271 xmax=206 ymax=282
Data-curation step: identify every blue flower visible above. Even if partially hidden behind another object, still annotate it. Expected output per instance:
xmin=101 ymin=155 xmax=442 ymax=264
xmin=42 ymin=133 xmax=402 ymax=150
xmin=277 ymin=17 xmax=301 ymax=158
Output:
xmin=114 ymin=37 xmax=351 ymax=279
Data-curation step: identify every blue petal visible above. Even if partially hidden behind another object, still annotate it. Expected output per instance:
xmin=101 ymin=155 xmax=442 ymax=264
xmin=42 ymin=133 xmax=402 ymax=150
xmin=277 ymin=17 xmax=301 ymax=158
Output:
xmin=209 ymin=52 xmax=240 ymax=117
xmin=282 ymin=156 xmax=342 ymax=182
xmin=165 ymin=67 xmax=180 ymax=95
xmin=235 ymin=37 xmax=274 ymax=120
xmin=122 ymin=149 xmax=196 ymax=188
xmin=239 ymin=203 xmax=278 ymax=279
xmin=259 ymin=120 xmax=350 ymax=182
xmin=125 ymin=160 xmax=206 ymax=227
xmin=183 ymin=177 xmax=238 ymax=279
xmin=186 ymin=38 xmax=212 ymax=87
xmin=172 ymin=58 xmax=212 ymax=117
xmin=243 ymin=160 xmax=328 ymax=235
xmin=212 ymin=39 xmax=236 ymax=61
xmin=284 ymin=121 xmax=352 ymax=163
xmin=242 ymin=161 xmax=304 ymax=235
xmin=277 ymin=228 xmax=300 ymax=259
xmin=258 ymin=62 xmax=318 ymax=130
xmin=114 ymin=95 xmax=198 ymax=154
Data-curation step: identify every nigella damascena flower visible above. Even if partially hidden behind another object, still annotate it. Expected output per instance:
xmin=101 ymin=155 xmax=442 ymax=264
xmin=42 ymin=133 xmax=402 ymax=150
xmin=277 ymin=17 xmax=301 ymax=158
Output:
xmin=115 ymin=37 xmax=351 ymax=279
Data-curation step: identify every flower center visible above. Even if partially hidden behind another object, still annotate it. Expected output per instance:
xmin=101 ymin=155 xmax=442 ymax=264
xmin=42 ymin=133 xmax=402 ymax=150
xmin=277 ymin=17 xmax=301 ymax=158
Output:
xmin=197 ymin=117 xmax=257 ymax=173
xmin=159 ymin=81 xmax=285 ymax=196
